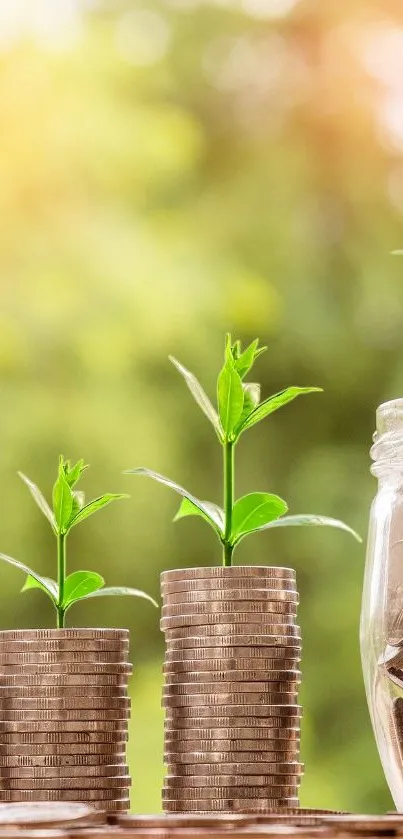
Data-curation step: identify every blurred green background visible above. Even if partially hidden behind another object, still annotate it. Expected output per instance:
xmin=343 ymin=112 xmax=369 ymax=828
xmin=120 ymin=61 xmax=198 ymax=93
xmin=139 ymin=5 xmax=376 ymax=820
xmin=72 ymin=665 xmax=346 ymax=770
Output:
xmin=1 ymin=0 xmax=403 ymax=815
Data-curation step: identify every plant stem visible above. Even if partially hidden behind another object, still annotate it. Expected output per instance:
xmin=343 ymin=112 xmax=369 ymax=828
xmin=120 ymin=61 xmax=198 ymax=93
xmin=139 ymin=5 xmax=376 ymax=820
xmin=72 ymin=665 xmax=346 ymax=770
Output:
xmin=57 ymin=532 xmax=66 ymax=629
xmin=223 ymin=440 xmax=234 ymax=567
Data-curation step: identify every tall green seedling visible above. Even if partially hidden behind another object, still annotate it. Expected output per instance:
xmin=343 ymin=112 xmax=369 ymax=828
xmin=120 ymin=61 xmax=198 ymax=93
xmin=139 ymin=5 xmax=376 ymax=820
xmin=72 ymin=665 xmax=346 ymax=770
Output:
xmin=0 ymin=457 xmax=157 ymax=627
xmin=126 ymin=335 xmax=360 ymax=565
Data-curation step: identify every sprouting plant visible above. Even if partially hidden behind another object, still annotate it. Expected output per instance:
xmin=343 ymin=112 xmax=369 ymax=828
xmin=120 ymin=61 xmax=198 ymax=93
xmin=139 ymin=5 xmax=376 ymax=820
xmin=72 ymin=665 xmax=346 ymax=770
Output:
xmin=126 ymin=335 xmax=361 ymax=567
xmin=0 ymin=456 xmax=157 ymax=628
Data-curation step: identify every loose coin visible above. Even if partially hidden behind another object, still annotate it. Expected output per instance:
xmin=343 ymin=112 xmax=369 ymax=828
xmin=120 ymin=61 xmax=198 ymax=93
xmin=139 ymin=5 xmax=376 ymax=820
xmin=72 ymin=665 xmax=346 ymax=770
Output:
xmin=164 ymin=775 xmax=301 ymax=787
xmin=161 ymin=580 xmax=297 ymax=595
xmin=163 ymin=670 xmax=301 ymax=684
xmin=167 ymin=762 xmax=304 ymax=776
xmin=164 ymin=647 xmax=301 ymax=662
xmin=0 ymin=652 xmax=129 ymax=665
xmin=0 ymin=663 xmax=132 ymax=676
xmin=0 ymin=765 xmax=128 ymax=779
xmin=0 ymin=731 xmax=128 ymax=745
xmin=165 ymin=637 xmax=301 ymax=651
xmin=163 ymin=625 xmax=301 ymax=640
xmin=163 ymin=682 xmax=299 ymax=696
xmin=0 ymin=754 xmax=127 ymax=767
xmin=161 ymin=614 xmax=297 ymax=630
xmin=161 ymin=568 xmax=296 ymax=582
xmin=0 ymin=697 xmax=130 ymax=710
xmin=162 ymin=786 xmax=299 ymax=799
xmin=0 ymin=776 xmax=130 ymax=790
xmin=0 ymin=675 xmax=129 ymax=687
xmin=164 ymin=591 xmax=299 ymax=605
xmin=0 ymin=720 xmax=127 ymax=733
xmin=0 ymin=686 xmax=127 ymax=698
xmin=165 ymin=727 xmax=300 ymax=741
xmin=0 ymin=629 xmax=129 ymax=641
xmin=0 ymin=789 xmax=129 ymax=802
xmin=0 ymin=641 xmax=129 ymax=653
xmin=162 ymin=601 xmax=298 ymax=617
xmin=163 ymin=660 xmax=300 ymax=674
xmin=0 ymin=744 xmax=126 ymax=757
xmin=164 ymin=738 xmax=299 ymax=753
xmin=162 ymin=693 xmax=298 ymax=708
xmin=163 ymin=752 xmax=300 ymax=764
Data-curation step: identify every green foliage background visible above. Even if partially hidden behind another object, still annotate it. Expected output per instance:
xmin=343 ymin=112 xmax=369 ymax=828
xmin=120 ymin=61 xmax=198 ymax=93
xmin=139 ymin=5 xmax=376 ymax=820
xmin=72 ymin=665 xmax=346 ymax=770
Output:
xmin=1 ymin=0 xmax=403 ymax=814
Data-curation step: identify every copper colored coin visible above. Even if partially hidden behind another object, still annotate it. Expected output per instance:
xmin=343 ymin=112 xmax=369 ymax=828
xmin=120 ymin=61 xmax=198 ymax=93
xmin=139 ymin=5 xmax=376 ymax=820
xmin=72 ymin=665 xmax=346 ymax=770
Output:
xmin=164 ymin=751 xmax=299 ymax=764
xmin=163 ymin=670 xmax=301 ymax=684
xmin=0 ymin=641 xmax=129 ymax=653
xmin=162 ymin=693 xmax=298 ymax=708
xmin=166 ymin=727 xmax=300 ymax=741
xmin=0 ymin=629 xmax=129 ymax=641
xmin=0 ymin=764 xmax=128 ymax=779
xmin=0 ymin=776 xmax=130 ymax=790
xmin=0 ymin=652 xmax=129 ymax=665
xmin=165 ymin=637 xmax=301 ymax=651
xmin=162 ymin=785 xmax=299 ymax=799
xmin=163 ymin=798 xmax=300 ymax=812
xmin=165 ymin=704 xmax=302 ymax=718
xmin=164 ymin=774 xmax=301 ymax=788
xmin=165 ymin=647 xmax=301 ymax=662
xmin=164 ymin=660 xmax=299 ymax=674
xmin=0 ymin=789 xmax=129 ymax=802
xmin=0 ymin=743 xmax=126 ymax=756
xmin=161 ymin=568 xmax=296 ymax=582
xmin=0 ymin=663 xmax=132 ymax=676
xmin=161 ymin=615 xmax=297 ymax=630
xmin=163 ymin=682 xmax=299 ymax=695
xmin=0 ymin=731 xmax=127 ymax=745
xmin=0 ymin=697 xmax=130 ymax=710
xmin=0 ymin=720 xmax=127 ymax=733
xmin=164 ymin=590 xmax=299 ymax=606
xmin=0 ymin=675 xmax=129 ymax=687
xmin=0 ymin=754 xmax=127 ymax=768
xmin=163 ymin=625 xmax=301 ymax=640
xmin=162 ymin=580 xmax=297 ymax=595
xmin=162 ymin=601 xmax=298 ymax=617
xmin=92 ymin=799 xmax=130 ymax=811
xmin=167 ymin=762 xmax=304 ymax=776
xmin=164 ymin=737 xmax=299 ymax=753
xmin=0 ymin=686 xmax=127 ymax=699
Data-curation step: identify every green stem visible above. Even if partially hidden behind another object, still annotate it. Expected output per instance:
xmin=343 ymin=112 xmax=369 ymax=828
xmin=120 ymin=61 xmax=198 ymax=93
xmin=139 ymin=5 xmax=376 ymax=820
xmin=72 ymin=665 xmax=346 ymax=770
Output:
xmin=57 ymin=532 xmax=66 ymax=629
xmin=223 ymin=441 xmax=235 ymax=567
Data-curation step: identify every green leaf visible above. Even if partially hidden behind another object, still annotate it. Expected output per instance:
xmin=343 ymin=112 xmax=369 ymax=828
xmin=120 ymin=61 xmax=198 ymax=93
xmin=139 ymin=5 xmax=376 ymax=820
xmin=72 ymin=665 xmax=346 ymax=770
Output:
xmin=72 ymin=586 xmax=158 ymax=609
xmin=0 ymin=553 xmax=58 ymax=605
xmin=62 ymin=571 xmax=105 ymax=608
xmin=52 ymin=469 xmax=73 ymax=534
xmin=232 ymin=340 xmax=241 ymax=360
xmin=174 ymin=497 xmax=225 ymax=536
xmin=217 ymin=362 xmax=244 ymax=437
xmin=231 ymin=492 xmax=288 ymax=543
xmin=250 ymin=514 xmax=362 ymax=542
xmin=65 ymin=459 xmax=88 ymax=487
xmin=237 ymin=383 xmax=261 ymax=428
xmin=21 ymin=575 xmax=59 ymax=603
xmin=239 ymin=387 xmax=322 ymax=433
xmin=69 ymin=494 xmax=128 ymax=528
xmin=234 ymin=339 xmax=259 ymax=378
xmin=124 ymin=468 xmax=224 ymax=536
xmin=169 ymin=356 xmax=222 ymax=439
xmin=71 ymin=491 xmax=85 ymax=518
xmin=18 ymin=472 xmax=56 ymax=533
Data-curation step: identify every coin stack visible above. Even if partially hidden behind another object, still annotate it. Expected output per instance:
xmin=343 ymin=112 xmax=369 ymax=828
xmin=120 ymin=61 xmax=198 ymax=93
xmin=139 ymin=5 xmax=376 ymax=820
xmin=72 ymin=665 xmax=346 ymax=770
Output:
xmin=161 ymin=567 xmax=303 ymax=814
xmin=0 ymin=628 xmax=132 ymax=813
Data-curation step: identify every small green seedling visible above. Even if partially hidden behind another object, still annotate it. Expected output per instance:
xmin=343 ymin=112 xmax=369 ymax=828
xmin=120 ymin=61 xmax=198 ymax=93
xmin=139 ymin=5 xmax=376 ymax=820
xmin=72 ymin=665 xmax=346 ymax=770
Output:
xmin=126 ymin=335 xmax=361 ymax=566
xmin=0 ymin=456 xmax=157 ymax=628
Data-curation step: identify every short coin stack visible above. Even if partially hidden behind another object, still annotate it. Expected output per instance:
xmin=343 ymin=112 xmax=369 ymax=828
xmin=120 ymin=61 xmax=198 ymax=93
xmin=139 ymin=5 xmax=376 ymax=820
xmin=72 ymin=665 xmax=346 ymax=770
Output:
xmin=0 ymin=628 xmax=132 ymax=813
xmin=161 ymin=567 xmax=303 ymax=814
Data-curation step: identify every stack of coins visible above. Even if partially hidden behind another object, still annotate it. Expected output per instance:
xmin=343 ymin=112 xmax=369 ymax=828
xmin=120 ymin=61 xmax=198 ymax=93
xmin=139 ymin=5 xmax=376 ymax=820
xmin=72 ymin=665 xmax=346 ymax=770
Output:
xmin=0 ymin=629 xmax=132 ymax=813
xmin=161 ymin=567 xmax=303 ymax=814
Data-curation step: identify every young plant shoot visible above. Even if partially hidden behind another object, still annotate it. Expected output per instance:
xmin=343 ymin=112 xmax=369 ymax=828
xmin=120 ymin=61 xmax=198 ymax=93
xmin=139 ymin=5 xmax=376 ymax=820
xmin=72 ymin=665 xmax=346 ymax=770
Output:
xmin=126 ymin=335 xmax=361 ymax=566
xmin=0 ymin=457 xmax=157 ymax=628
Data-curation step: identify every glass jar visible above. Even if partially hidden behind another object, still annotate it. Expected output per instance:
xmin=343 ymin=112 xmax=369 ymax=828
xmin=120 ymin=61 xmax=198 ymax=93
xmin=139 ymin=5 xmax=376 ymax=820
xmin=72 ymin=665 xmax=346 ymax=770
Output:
xmin=361 ymin=399 xmax=403 ymax=810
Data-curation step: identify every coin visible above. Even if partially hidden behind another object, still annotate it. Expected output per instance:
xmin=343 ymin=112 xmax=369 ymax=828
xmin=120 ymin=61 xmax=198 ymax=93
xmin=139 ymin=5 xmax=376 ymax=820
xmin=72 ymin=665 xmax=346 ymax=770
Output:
xmin=114 ymin=814 xmax=250 ymax=829
xmin=164 ymin=737 xmax=299 ymax=753
xmin=165 ymin=637 xmax=301 ymax=651
xmin=164 ymin=774 xmax=301 ymax=787
xmin=166 ymin=704 xmax=302 ymax=718
xmin=161 ymin=614 xmax=298 ymax=630
xmin=92 ymin=799 xmax=130 ymax=811
xmin=0 ymin=789 xmax=129 ymax=802
xmin=0 ymin=697 xmax=130 ymax=711
xmin=165 ymin=647 xmax=301 ymax=661
xmin=162 ymin=785 xmax=299 ymax=799
xmin=162 ymin=601 xmax=298 ymax=617
xmin=162 ymin=580 xmax=297 ymax=595
xmin=162 ymin=693 xmax=298 ymax=708
xmin=163 ymin=751 xmax=300 ymax=764
xmin=0 ymin=764 xmax=128 ymax=779
xmin=164 ymin=660 xmax=300 ymax=674
xmin=0 ymin=652 xmax=129 ymax=665
xmin=161 ymin=568 xmax=296 ymax=582
xmin=0 ymin=709 xmax=129 ymax=721
xmin=163 ymin=798 xmax=300 ymax=812
xmin=0 ymin=754 xmax=127 ymax=767
xmin=0 ymin=743 xmax=126 ymax=756
xmin=163 ymin=682 xmax=299 ymax=696
xmin=0 ymin=663 xmax=132 ymax=676
xmin=165 ymin=713 xmax=301 ymax=728
xmin=164 ymin=591 xmax=299 ymax=605
xmin=163 ymin=625 xmax=301 ymax=640
xmin=0 ymin=675 xmax=129 ymax=687
xmin=0 ymin=641 xmax=129 ymax=653
xmin=0 ymin=731 xmax=128 ymax=745
xmin=163 ymin=670 xmax=301 ymax=684
xmin=0 ymin=629 xmax=129 ymax=641
xmin=165 ymin=727 xmax=300 ymax=741
xmin=167 ymin=762 xmax=304 ymax=776
xmin=0 ymin=686 xmax=127 ymax=699
xmin=0 ymin=720 xmax=127 ymax=733
xmin=0 ymin=776 xmax=131 ymax=790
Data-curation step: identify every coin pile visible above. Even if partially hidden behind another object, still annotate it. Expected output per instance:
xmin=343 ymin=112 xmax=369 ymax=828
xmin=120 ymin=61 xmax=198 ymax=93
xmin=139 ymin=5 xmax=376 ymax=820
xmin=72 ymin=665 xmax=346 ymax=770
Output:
xmin=0 ymin=629 xmax=132 ymax=813
xmin=161 ymin=567 xmax=303 ymax=814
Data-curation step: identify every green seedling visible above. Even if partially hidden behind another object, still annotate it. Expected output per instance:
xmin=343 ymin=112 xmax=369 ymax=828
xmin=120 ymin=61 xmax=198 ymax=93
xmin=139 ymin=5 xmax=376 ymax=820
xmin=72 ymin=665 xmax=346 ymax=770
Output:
xmin=126 ymin=334 xmax=361 ymax=566
xmin=0 ymin=456 xmax=157 ymax=628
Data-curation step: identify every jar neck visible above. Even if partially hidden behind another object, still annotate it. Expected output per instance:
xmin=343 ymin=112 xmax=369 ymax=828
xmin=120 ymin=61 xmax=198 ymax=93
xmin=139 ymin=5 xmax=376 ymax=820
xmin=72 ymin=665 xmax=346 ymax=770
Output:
xmin=371 ymin=399 xmax=403 ymax=482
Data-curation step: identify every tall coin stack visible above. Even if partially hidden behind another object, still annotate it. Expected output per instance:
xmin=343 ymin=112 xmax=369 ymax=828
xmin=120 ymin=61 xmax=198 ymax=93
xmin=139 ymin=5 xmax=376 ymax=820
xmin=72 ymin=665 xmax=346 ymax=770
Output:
xmin=0 ymin=628 xmax=132 ymax=813
xmin=161 ymin=567 xmax=303 ymax=814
